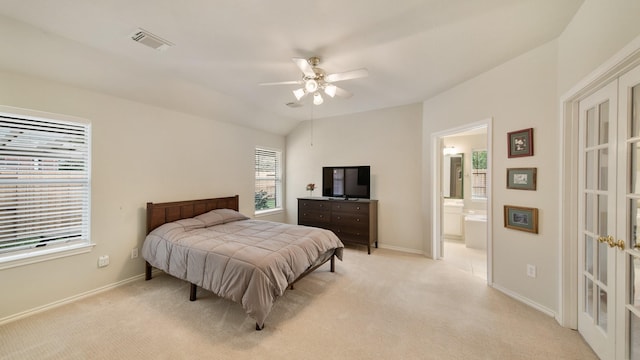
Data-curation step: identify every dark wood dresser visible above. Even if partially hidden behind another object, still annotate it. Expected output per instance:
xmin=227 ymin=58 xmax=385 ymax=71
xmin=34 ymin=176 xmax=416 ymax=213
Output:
xmin=298 ymin=197 xmax=378 ymax=254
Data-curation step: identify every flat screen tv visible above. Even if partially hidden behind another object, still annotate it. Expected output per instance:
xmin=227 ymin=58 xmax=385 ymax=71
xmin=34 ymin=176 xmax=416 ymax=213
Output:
xmin=322 ymin=166 xmax=370 ymax=199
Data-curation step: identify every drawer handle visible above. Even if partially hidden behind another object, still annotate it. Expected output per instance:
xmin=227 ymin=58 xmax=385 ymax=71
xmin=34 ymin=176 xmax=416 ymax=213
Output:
xmin=356 ymin=206 xmax=360 ymax=210
xmin=319 ymin=215 xmax=323 ymax=218
xmin=337 ymin=216 xmax=341 ymax=220
xmin=356 ymin=219 xmax=360 ymax=222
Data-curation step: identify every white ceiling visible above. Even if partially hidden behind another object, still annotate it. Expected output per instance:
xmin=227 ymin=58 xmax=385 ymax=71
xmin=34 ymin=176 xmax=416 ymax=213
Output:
xmin=0 ymin=0 xmax=583 ymax=135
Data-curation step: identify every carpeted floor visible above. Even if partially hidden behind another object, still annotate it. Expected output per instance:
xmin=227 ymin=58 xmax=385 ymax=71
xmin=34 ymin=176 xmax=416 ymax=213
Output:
xmin=0 ymin=248 xmax=596 ymax=359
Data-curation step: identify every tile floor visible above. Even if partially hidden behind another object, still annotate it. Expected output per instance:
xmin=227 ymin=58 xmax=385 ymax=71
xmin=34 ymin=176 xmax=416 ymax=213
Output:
xmin=442 ymin=238 xmax=487 ymax=281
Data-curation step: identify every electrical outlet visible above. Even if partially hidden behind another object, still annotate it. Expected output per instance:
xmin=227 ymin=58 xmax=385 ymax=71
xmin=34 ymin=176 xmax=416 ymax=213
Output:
xmin=98 ymin=255 xmax=110 ymax=268
xmin=131 ymin=247 xmax=138 ymax=259
xmin=527 ymin=264 xmax=537 ymax=278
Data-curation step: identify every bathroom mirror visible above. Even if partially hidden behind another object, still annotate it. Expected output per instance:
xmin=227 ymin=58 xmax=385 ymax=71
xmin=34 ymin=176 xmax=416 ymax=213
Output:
xmin=443 ymin=153 xmax=464 ymax=199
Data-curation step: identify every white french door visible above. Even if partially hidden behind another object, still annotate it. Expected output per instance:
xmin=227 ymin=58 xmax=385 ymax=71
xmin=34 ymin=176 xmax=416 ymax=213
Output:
xmin=616 ymin=65 xmax=640 ymax=360
xmin=578 ymin=81 xmax=618 ymax=360
xmin=578 ymin=64 xmax=640 ymax=359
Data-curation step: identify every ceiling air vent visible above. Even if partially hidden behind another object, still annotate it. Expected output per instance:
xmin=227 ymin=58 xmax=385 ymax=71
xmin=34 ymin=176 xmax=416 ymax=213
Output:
xmin=130 ymin=28 xmax=173 ymax=51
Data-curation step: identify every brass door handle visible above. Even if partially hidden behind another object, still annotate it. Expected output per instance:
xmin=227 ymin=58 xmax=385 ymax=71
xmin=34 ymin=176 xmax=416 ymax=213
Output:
xmin=598 ymin=235 xmax=625 ymax=250
xmin=610 ymin=239 xmax=625 ymax=250
xmin=598 ymin=235 xmax=612 ymax=244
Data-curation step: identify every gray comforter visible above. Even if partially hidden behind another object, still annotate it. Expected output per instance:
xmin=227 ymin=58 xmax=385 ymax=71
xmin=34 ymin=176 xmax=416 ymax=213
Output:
xmin=142 ymin=216 xmax=344 ymax=328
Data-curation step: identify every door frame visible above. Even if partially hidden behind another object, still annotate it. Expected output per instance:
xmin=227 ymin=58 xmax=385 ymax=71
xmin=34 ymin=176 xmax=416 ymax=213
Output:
xmin=430 ymin=117 xmax=493 ymax=284
xmin=559 ymin=34 xmax=640 ymax=329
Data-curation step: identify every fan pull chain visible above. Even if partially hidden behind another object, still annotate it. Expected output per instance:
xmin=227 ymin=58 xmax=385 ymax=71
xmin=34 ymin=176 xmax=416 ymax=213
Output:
xmin=310 ymin=102 xmax=314 ymax=147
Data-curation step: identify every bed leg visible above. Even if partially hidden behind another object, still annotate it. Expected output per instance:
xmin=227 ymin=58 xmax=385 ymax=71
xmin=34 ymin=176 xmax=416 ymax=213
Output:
xmin=330 ymin=255 xmax=335 ymax=273
xmin=256 ymin=323 xmax=264 ymax=331
xmin=190 ymin=283 xmax=197 ymax=301
xmin=145 ymin=262 xmax=152 ymax=280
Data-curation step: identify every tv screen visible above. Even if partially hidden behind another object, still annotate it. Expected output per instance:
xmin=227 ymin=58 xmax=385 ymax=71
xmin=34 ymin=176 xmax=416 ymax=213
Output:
xmin=322 ymin=166 xmax=370 ymax=199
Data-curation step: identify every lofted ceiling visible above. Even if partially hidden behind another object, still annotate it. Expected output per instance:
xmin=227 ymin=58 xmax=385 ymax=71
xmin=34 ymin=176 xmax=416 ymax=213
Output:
xmin=0 ymin=0 xmax=583 ymax=135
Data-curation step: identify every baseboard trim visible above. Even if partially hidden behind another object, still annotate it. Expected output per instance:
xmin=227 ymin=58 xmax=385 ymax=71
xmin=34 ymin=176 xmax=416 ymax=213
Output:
xmin=491 ymin=283 xmax=556 ymax=318
xmin=0 ymin=272 xmax=151 ymax=326
xmin=378 ymin=244 xmax=425 ymax=255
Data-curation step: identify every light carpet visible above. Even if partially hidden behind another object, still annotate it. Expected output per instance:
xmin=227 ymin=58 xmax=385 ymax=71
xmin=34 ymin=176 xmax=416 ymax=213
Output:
xmin=0 ymin=248 xmax=596 ymax=359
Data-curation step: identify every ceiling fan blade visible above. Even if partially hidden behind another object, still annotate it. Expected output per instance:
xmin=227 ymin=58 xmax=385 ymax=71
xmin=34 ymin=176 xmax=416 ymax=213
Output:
xmin=325 ymin=68 xmax=369 ymax=83
xmin=285 ymin=101 xmax=304 ymax=108
xmin=333 ymin=86 xmax=353 ymax=98
xmin=292 ymin=58 xmax=317 ymax=78
xmin=259 ymin=80 xmax=302 ymax=86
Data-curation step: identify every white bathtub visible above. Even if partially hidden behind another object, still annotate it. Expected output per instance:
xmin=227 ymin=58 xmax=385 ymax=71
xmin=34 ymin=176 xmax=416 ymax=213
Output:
xmin=464 ymin=213 xmax=487 ymax=250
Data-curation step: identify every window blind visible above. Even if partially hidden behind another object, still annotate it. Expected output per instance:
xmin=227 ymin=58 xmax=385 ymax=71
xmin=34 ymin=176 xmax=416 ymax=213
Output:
xmin=0 ymin=115 xmax=90 ymax=254
xmin=255 ymin=147 xmax=281 ymax=211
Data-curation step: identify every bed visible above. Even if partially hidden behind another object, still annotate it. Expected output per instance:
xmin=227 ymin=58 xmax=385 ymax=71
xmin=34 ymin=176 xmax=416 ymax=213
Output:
xmin=141 ymin=195 xmax=344 ymax=330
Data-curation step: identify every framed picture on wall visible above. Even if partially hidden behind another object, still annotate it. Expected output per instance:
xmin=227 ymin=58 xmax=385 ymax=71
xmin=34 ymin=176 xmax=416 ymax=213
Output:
xmin=507 ymin=168 xmax=537 ymax=190
xmin=507 ymin=128 xmax=534 ymax=158
xmin=504 ymin=205 xmax=538 ymax=233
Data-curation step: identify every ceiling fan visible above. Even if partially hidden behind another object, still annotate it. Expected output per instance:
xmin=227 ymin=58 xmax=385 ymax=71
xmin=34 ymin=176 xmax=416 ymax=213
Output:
xmin=260 ymin=57 xmax=368 ymax=105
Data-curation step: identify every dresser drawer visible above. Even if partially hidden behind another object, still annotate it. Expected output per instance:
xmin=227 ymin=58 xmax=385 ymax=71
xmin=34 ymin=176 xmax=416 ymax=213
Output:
xmin=299 ymin=200 xmax=331 ymax=211
xmin=332 ymin=212 xmax=369 ymax=228
xmin=298 ymin=210 xmax=330 ymax=225
xmin=332 ymin=227 xmax=370 ymax=245
xmin=331 ymin=201 xmax=369 ymax=214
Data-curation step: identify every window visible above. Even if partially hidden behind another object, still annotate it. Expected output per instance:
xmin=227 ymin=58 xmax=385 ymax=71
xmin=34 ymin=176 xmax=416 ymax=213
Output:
xmin=471 ymin=149 xmax=487 ymax=200
xmin=254 ymin=147 xmax=282 ymax=213
xmin=0 ymin=110 xmax=91 ymax=262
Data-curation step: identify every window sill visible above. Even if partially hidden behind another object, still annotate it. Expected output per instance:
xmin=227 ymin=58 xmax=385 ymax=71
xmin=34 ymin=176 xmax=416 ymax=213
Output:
xmin=0 ymin=242 xmax=95 ymax=271
xmin=254 ymin=208 xmax=284 ymax=218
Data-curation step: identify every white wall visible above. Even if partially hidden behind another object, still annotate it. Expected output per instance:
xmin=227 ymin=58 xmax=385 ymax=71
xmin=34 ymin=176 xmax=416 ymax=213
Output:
xmin=285 ymin=104 xmax=424 ymax=253
xmin=557 ymin=0 xmax=640 ymax=95
xmin=0 ymin=70 xmax=285 ymax=321
xmin=422 ymin=41 xmax=559 ymax=312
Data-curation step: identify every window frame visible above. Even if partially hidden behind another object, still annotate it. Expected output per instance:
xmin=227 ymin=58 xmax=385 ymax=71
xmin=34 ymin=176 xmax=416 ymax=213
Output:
xmin=254 ymin=146 xmax=283 ymax=215
xmin=471 ymin=148 xmax=488 ymax=201
xmin=0 ymin=106 xmax=93 ymax=270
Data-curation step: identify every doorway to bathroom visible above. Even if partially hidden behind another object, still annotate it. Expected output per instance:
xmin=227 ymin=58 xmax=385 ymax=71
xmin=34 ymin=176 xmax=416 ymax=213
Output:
xmin=433 ymin=121 xmax=491 ymax=283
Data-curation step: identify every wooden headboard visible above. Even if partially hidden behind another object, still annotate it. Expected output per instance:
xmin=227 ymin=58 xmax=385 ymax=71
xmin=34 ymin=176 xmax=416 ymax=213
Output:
xmin=146 ymin=195 xmax=240 ymax=234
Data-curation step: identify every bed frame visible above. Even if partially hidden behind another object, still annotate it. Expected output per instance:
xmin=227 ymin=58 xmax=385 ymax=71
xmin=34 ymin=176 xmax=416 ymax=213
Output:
xmin=144 ymin=195 xmax=338 ymax=330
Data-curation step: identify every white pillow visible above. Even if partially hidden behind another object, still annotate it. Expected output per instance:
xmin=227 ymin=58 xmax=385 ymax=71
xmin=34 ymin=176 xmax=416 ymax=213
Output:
xmin=174 ymin=218 xmax=205 ymax=231
xmin=211 ymin=209 xmax=249 ymax=223
xmin=194 ymin=210 xmax=225 ymax=227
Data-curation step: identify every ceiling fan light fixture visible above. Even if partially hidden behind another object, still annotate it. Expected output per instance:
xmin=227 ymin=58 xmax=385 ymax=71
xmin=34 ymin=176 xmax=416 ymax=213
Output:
xmin=264 ymin=56 xmax=368 ymax=106
xmin=293 ymin=88 xmax=306 ymax=101
xmin=305 ymin=79 xmax=318 ymax=93
xmin=324 ymin=84 xmax=337 ymax=98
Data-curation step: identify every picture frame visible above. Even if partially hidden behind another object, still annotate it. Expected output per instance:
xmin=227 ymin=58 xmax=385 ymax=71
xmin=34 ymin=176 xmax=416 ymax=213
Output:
xmin=507 ymin=168 xmax=537 ymax=190
xmin=507 ymin=128 xmax=534 ymax=158
xmin=504 ymin=205 xmax=538 ymax=233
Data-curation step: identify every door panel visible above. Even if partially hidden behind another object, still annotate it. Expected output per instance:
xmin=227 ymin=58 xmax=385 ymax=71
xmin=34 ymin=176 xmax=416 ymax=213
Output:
xmin=616 ymin=65 xmax=640 ymax=360
xmin=578 ymin=81 xmax=617 ymax=360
